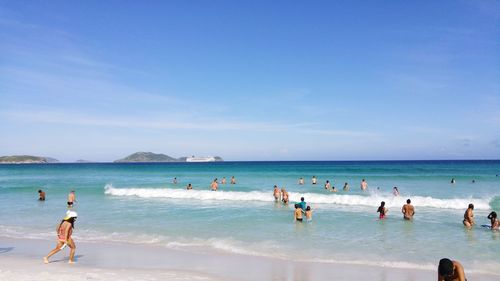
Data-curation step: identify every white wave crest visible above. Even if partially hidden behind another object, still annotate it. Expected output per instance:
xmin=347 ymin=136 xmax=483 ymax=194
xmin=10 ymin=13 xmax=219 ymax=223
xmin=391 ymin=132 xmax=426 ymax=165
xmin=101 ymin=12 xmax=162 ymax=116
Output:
xmin=104 ymin=184 xmax=492 ymax=210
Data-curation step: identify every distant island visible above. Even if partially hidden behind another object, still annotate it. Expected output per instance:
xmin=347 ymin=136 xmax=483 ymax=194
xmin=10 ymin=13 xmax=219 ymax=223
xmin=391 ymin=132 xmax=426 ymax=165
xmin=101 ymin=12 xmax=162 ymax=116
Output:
xmin=0 ymin=155 xmax=59 ymax=164
xmin=114 ymin=152 xmax=223 ymax=163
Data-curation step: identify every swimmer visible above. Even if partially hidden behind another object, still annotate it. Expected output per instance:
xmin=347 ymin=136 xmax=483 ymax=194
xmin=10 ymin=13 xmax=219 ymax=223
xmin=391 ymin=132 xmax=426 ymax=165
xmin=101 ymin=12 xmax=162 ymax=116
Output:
xmin=186 ymin=183 xmax=193 ymax=190
xmin=305 ymin=206 xmax=313 ymax=221
xmin=38 ymin=189 xmax=46 ymax=201
xmin=402 ymin=199 xmax=415 ymax=220
xmin=438 ymin=258 xmax=466 ymax=281
xmin=281 ymin=188 xmax=289 ymax=204
xmin=343 ymin=182 xmax=349 ymax=191
xmin=173 ymin=177 xmax=178 ymax=184
xmin=44 ymin=211 xmax=77 ymax=264
xmin=487 ymin=211 xmax=499 ymax=230
xmin=67 ymin=191 xmax=76 ymax=208
xmin=463 ymin=204 xmax=475 ymax=229
xmin=331 ymin=186 xmax=338 ymax=192
xmin=312 ymin=176 xmax=317 ymax=185
xmin=221 ymin=177 xmax=226 ymax=184
xmin=230 ymin=176 xmax=236 ymax=184
xmin=393 ymin=187 xmax=400 ymax=196
xmin=211 ymin=178 xmax=218 ymax=191
xmin=451 ymin=178 xmax=456 ymax=184
xmin=294 ymin=204 xmax=303 ymax=222
xmin=360 ymin=179 xmax=368 ymax=191
xmin=377 ymin=201 xmax=388 ymax=219
xmin=298 ymin=197 xmax=307 ymax=211
xmin=324 ymin=180 xmax=331 ymax=190
xmin=298 ymin=177 xmax=304 ymax=185
xmin=472 ymin=179 xmax=475 ymax=183
xmin=273 ymin=185 xmax=280 ymax=201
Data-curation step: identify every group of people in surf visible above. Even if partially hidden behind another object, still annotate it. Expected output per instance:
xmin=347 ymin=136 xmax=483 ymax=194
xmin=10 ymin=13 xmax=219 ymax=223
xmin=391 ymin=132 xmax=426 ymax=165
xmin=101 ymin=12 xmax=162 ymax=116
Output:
xmin=172 ymin=176 xmax=237 ymax=191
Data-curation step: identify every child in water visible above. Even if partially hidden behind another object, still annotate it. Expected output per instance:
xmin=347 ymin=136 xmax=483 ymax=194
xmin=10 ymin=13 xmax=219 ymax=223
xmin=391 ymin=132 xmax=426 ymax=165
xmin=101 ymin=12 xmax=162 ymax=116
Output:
xmin=305 ymin=206 xmax=313 ymax=221
xmin=294 ymin=204 xmax=303 ymax=222
xmin=377 ymin=201 xmax=388 ymax=219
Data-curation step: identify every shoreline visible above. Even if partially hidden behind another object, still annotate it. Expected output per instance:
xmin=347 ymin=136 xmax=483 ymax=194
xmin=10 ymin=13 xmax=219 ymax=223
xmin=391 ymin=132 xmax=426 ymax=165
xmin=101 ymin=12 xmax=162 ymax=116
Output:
xmin=2 ymin=237 xmax=498 ymax=281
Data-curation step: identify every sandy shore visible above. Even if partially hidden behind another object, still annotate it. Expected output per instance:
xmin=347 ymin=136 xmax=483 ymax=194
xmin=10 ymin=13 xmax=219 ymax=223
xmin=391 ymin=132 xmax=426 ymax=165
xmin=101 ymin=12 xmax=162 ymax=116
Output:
xmin=1 ymin=237 xmax=498 ymax=281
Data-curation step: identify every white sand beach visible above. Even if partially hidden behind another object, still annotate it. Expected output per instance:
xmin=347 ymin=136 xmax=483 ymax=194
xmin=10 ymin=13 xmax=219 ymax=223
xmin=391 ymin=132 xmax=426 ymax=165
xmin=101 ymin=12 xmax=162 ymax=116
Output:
xmin=1 ymin=237 xmax=498 ymax=281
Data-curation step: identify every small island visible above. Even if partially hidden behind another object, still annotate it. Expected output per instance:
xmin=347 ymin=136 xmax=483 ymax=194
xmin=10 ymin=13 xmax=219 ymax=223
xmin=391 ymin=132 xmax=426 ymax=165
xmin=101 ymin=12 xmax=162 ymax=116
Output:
xmin=0 ymin=155 xmax=59 ymax=164
xmin=114 ymin=152 xmax=223 ymax=163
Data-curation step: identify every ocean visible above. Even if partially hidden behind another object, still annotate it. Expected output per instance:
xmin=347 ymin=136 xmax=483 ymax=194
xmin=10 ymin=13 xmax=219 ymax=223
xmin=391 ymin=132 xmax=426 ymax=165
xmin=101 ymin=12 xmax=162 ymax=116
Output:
xmin=1 ymin=161 xmax=499 ymax=275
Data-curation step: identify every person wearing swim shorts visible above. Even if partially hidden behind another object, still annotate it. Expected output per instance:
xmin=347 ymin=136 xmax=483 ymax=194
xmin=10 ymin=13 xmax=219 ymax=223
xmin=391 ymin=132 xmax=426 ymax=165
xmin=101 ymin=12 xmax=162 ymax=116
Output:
xmin=211 ymin=178 xmax=218 ymax=191
xmin=402 ymin=199 xmax=415 ymax=220
xmin=67 ymin=191 xmax=75 ymax=207
xmin=438 ymin=258 xmax=466 ymax=281
xmin=312 ymin=176 xmax=317 ymax=185
xmin=463 ymin=204 xmax=475 ymax=229
xmin=294 ymin=204 xmax=303 ymax=222
xmin=38 ymin=189 xmax=46 ymax=201
xmin=44 ymin=211 xmax=78 ymax=264
xmin=377 ymin=201 xmax=388 ymax=219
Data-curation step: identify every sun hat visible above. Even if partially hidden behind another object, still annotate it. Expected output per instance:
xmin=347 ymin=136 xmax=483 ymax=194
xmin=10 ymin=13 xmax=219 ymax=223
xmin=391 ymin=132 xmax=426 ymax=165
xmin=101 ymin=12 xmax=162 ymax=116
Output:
xmin=64 ymin=210 xmax=78 ymax=220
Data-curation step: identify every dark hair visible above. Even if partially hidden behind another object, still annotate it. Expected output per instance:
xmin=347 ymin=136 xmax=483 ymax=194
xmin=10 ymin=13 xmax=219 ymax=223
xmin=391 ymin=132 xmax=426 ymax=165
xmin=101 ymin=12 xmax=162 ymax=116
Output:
xmin=294 ymin=204 xmax=299 ymax=208
xmin=488 ymin=212 xmax=497 ymax=219
xmin=38 ymin=190 xmax=42 ymax=193
xmin=468 ymin=203 xmax=474 ymax=210
xmin=438 ymin=258 xmax=454 ymax=276
xmin=306 ymin=206 xmax=311 ymax=211
xmin=407 ymin=199 xmax=411 ymax=204
xmin=301 ymin=197 xmax=304 ymax=201
xmin=58 ymin=217 xmax=76 ymax=231
xmin=380 ymin=201 xmax=385 ymax=207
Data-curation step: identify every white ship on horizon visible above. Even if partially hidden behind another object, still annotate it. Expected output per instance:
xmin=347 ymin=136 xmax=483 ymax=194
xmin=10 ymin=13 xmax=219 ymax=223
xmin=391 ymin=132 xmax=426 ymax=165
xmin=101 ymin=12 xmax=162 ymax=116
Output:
xmin=185 ymin=156 xmax=217 ymax=162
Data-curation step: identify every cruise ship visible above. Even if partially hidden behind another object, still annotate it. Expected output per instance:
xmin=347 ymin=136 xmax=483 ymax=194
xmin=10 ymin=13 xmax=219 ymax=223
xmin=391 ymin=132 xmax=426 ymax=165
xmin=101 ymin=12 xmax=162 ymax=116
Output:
xmin=185 ymin=156 xmax=217 ymax=162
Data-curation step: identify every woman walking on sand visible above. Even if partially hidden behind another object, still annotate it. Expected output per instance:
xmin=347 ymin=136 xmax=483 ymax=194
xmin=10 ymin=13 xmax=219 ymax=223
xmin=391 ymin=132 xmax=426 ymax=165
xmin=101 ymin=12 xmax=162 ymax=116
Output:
xmin=44 ymin=211 xmax=78 ymax=264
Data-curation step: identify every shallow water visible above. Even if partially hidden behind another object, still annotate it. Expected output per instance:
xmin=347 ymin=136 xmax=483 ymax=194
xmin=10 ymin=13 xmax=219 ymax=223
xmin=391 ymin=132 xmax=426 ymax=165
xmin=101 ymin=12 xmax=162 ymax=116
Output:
xmin=0 ymin=161 xmax=499 ymax=274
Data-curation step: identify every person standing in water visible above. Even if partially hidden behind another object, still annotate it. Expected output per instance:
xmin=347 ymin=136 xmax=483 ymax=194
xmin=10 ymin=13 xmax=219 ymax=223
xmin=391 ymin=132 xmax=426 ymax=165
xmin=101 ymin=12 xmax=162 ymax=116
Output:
xmin=487 ymin=212 xmax=499 ymax=230
xmin=377 ymin=201 xmax=388 ymax=219
xmin=44 ymin=211 xmax=78 ymax=264
xmin=360 ymin=179 xmax=368 ymax=191
xmin=221 ymin=177 xmax=226 ymax=184
xmin=298 ymin=177 xmax=304 ymax=185
xmin=294 ymin=204 xmax=303 ymax=222
xmin=451 ymin=178 xmax=456 ymax=184
xmin=38 ymin=189 xmax=46 ymax=201
xmin=438 ymin=258 xmax=466 ymax=281
xmin=463 ymin=204 xmax=475 ymax=229
xmin=186 ymin=183 xmax=193 ymax=190
xmin=324 ymin=180 xmax=331 ymax=190
xmin=173 ymin=177 xmax=178 ymax=184
xmin=230 ymin=176 xmax=236 ymax=184
xmin=281 ymin=188 xmax=289 ymax=204
xmin=273 ymin=185 xmax=280 ymax=201
xmin=312 ymin=176 xmax=317 ymax=185
xmin=211 ymin=178 xmax=218 ymax=191
xmin=298 ymin=197 xmax=307 ymax=211
xmin=305 ymin=206 xmax=313 ymax=221
xmin=402 ymin=199 xmax=415 ymax=220
xmin=67 ymin=191 xmax=76 ymax=208
xmin=392 ymin=187 xmax=400 ymax=196
xmin=343 ymin=182 xmax=349 ymax=191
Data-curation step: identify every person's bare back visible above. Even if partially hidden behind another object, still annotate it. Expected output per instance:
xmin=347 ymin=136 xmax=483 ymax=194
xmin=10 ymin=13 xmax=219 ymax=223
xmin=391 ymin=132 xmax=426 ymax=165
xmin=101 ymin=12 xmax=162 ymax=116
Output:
xmin=402 ymin=199 xmax=415 ymax=220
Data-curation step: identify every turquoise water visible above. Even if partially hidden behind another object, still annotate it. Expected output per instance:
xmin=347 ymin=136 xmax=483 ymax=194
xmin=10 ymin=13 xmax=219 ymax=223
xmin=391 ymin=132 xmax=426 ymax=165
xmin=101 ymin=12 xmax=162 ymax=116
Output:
xmin=1 ymin=161 xmax=499 ymax=274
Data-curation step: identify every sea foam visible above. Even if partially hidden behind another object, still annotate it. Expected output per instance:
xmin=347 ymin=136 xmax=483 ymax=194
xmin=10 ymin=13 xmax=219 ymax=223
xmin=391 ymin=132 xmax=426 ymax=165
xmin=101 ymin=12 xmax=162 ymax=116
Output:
xmin=104 ymin=184 xmax=493 ymax=210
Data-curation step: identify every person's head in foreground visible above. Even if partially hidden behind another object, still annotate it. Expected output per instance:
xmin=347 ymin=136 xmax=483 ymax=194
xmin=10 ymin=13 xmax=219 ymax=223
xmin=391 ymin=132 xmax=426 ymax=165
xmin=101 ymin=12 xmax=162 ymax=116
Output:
xmin=64 ymin=211 xmax=78 ymax=228
xmin=407 ymin=199 xmax=411 ymax=204
xmin=468 ymin=203 xmax=474 ymax=210
xmin=438 ymin=258 xmax=465 ymax=281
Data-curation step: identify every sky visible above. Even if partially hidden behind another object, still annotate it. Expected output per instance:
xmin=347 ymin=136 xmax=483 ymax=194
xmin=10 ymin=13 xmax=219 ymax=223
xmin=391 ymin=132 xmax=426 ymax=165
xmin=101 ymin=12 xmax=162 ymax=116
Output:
xmin=0 ymin=0 xmax=499 ymax=161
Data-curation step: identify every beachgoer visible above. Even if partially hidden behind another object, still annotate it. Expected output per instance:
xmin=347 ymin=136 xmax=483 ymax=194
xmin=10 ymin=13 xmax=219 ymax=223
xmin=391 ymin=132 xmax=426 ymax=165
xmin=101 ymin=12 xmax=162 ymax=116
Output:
xmin=298 ymin=197 xmax=307 ymax=211
xmin=221 ymin=177 xmax=226 ymax=184
xmin=393 ymin=187 xmax=400 ymax=196
xmin=343 ymin=182 xmax=349 ymax=191
xmin=377 ymin=201 xmax=388 ymax=219
xmin=67 ymin=191 xmax=76 ymax=208
xmin=463 ymin=204 xmax=475 ymax=229
xmin=230 ymin=176 xmax=236 ymax=184
xmin=487 ymin=212 xmax=499 ymax=230
xmin=273 ymin=185 xmax=280 ymax=201
xmin=298 ymin=177 xmax=304 ymax=185
xmin=361 ymin=179 xmax=368 ymax=191
xmin=402 ymin=199 xmax=415 ymax=220
xmin=186 ymin=183 xmax=193 ymax=190
xmin=211 ymin=178 xmax=218 ymax=191
xmin=305 ymin=206 xmax=313 ymax=221
xmin=324 ymin=180 xmax=331 ymax=190
xmin=312 ymin=176 xmax=317 ymax=185
xmin=438 ymin=258 xmax=466 ymax=281
xmin=38 ymin=189 xmax=46 ymax=201
xmin=472 ymin=179 xmax=475 ymax=183
xmin=44 ymin=211 xmax=78 ymax=264
xmin=451 ymin=178 xmax=456 ymax=184
xmin=294 ymin=204 xmax=303 ymax=222
xmin=281 ymin=188 xmax=289 ymax=204
xmin=331 ymin=185 xmax=338 ymax=192
xmin=173 ymin=177 xmax=178 ymax=184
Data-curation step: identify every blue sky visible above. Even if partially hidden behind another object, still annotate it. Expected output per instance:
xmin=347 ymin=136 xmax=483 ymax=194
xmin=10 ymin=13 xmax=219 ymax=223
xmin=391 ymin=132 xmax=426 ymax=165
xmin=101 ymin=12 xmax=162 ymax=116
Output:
xmin=0 ymin=0 xmax=499 ymax=161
